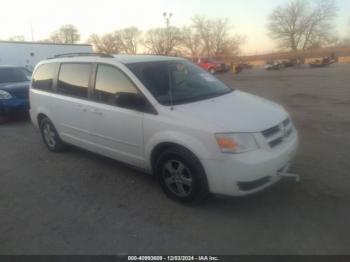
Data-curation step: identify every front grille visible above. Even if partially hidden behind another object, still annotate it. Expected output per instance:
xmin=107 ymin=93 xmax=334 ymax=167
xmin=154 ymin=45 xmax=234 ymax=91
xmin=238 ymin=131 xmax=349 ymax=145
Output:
xmin=269 ymin=137 xmax=283 ymax=148
xmin=262 ymin=118 xmax=293 ymax=148
xmin=262 ymin=125 xmax=280 ymax=138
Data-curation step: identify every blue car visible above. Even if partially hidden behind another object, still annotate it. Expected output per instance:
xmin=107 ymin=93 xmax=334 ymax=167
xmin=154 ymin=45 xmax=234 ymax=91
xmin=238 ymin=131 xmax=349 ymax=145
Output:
xmin=0 ymin=66 xmax=31 ymax=116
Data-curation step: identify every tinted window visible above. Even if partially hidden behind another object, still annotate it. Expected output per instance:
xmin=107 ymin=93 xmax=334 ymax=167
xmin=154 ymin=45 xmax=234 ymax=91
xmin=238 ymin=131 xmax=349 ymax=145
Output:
xmin=0 ymin=68 xmax=28 ymax=83
xmin=127 ymin=61 xmax=232 ymax=105
xmin=57 ymin=63 xmax=91 ymax=98
xmin=32 ymin=63 xmax=57 ymax=91
xmin=94 ymin=64 xmax=138 ymax=105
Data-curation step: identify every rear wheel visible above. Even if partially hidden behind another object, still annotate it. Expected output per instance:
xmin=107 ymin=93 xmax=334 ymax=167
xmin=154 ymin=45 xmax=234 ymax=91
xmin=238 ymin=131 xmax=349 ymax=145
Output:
xmin=39 ymin=117 xmax=65 ymax=152
xmin=156 ymin=147 xmax=209 ymax=203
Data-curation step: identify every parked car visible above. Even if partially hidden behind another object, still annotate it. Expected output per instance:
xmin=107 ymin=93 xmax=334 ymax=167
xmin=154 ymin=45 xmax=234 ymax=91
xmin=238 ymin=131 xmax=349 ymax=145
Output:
xmin=197 ymin=58 xmax=227 ymax=74
xmin=264 ymin=61 xmax=285 ymax=70
xmin=0 ymin=66 xmax=30 ymax=117
xmin=309 ymin=57 xmax=336 ymax=68
xmin=30 ymin=54 xmax=299 ymax=202
xmin=238 ymin=62 xmax=253 ymax=70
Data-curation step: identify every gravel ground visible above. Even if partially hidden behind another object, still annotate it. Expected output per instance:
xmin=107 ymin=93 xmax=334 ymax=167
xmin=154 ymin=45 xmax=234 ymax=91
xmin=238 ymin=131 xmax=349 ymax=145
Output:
xmin=0 ymin=64 xmax=349 ymax=254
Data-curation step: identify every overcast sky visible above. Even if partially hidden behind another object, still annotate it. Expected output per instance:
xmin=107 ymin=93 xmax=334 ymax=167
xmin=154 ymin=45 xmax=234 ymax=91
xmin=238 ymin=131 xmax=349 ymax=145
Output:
xmin=1 ymin=0 xmax=349 ymax=54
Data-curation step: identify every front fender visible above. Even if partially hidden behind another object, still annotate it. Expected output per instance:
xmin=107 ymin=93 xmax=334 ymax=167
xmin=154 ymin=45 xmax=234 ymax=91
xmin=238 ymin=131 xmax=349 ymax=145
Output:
xmin=144 ymin=130 xmax=212 ymax=171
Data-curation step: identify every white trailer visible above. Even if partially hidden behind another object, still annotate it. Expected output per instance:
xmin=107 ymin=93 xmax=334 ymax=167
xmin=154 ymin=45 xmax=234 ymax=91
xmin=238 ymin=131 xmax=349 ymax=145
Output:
xmin=0 ymin=41 xmax=93 ymax=71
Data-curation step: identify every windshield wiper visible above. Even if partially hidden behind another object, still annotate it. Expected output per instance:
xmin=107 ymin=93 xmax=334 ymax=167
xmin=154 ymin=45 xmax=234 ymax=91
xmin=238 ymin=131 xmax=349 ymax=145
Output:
xmin=171 ymin=90 xmax=233 ymax=105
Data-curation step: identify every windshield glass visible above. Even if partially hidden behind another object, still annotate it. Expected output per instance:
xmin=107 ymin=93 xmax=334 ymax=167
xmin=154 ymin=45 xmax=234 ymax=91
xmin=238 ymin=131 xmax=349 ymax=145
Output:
xmin=19 ymin=67 xmax=33 ymax=80
xmin=127 ymin=61 xmax=233 ymax=105
xmin=0 ymin=68 xmax=29 ymax=83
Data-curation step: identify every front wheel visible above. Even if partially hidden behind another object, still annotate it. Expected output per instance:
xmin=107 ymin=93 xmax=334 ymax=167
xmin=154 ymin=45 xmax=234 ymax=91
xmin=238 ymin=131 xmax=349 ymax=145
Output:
xmin=156 ymin=147 xmax=209 ymax=203
xmin=209 ymin=68 xmax=216 ymax=74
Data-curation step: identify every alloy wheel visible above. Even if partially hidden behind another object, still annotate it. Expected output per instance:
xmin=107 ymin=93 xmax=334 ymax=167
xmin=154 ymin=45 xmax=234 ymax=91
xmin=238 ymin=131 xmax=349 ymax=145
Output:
xmin=162 ymin=160 xmax=193 ymax=197
xmin=43 ymin=123 xmax=56 ymax=148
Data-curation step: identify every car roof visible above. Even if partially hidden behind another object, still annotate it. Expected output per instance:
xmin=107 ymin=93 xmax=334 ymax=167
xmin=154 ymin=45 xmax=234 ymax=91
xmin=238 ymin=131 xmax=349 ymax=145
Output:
xmin=0 ymin=65 xmax=23 ymax=69
xmin=113 ymin=55 xmax=184 ymax=64
xmin=43 ymin=54 xmax=184 ymax=65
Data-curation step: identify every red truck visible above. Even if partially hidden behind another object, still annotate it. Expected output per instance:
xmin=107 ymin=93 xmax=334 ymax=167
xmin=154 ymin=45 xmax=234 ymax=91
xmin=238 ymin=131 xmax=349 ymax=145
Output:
xmin=196 ymin=58 xmax=229 ymax=74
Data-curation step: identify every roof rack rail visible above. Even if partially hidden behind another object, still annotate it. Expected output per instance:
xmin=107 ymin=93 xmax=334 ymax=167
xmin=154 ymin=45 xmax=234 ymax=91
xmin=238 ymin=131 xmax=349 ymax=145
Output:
xmin=49 ymin=53 xmax=114 ymax=59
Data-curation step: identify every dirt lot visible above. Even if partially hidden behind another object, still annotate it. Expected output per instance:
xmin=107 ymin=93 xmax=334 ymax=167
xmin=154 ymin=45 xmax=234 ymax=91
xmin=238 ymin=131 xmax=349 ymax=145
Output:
xmin=1 ymin=64 xmax=350 ymax=254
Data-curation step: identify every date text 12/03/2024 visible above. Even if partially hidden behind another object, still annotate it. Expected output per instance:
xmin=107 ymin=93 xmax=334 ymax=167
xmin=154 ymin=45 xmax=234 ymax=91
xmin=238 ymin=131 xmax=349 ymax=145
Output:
xmin=128 ymin=256 xmax=220 ymax=261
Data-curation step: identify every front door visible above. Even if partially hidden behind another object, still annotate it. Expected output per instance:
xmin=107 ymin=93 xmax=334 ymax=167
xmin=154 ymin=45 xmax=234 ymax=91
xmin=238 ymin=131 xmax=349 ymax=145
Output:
xmin=90 ymin=64 xmax=144 ymax=168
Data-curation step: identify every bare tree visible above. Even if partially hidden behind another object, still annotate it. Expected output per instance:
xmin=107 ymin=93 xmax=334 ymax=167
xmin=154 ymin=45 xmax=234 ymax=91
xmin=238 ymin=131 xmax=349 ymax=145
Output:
xmin=192 ymin=15 xmax=213 ymax=57
xmin=268 ymin=0 xmax=337 ymax=51
xmin=191 ymin=15 xmax=243 ymax=58
xmin=88 ymin=33 xmax=121 ymax=54
xmin=144 ymin=27 xmax=182 ymax=55
xmin=117 ymin=27 xmax=141 ymax=54
xmin=339 ymin=20 xmax=350 ymax=46
xmin=218 ymin=35 xmax=245 ymax=58
xmin=180 ymin=26 xmax=201 ymax=58
xmin=211 ymin=18 xmax=231 ymax=57
xmin=8 ymin=35 xmax=25 ymax=41
xmin=49 ymin=24 xmax=80 ymax=44
xmin=210 ymin=19 xmax=245 ymax=57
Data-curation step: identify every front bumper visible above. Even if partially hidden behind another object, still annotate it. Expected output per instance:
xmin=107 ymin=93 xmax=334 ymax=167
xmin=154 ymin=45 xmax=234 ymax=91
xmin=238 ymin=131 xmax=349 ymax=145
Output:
xmin=202 ymin=131 xmax=299 ymax=196
xmin=0 ymin=98 xmax=29 ymax=114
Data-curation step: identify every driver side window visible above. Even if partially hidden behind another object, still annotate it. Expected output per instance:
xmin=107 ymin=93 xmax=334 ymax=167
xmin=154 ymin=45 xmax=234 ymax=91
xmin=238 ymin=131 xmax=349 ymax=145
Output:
xmin=94 ymin=64 xmax=138 ymax=106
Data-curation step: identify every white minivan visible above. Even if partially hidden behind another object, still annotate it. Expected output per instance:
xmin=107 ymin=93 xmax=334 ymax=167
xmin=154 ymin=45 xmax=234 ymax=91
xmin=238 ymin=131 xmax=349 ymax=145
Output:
xmin=30 ymin=53 xmax=299 ymax=202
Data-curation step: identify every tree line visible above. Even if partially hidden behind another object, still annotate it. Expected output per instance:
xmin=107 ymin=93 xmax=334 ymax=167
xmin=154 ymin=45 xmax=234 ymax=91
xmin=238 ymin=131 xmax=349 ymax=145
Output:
xmin=5 ymin=16 xmax=245 ymax=59
xmin=4 ymin=0 xmax=350 ymax=57
xmin=88 ymin=15 xmax=245 ymax=59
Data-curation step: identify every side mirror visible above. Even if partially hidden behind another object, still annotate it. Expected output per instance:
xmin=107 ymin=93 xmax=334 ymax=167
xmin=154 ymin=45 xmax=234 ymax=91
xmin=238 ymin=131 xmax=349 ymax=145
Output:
xmin=115 ymin=92 xmax=146 ymax=111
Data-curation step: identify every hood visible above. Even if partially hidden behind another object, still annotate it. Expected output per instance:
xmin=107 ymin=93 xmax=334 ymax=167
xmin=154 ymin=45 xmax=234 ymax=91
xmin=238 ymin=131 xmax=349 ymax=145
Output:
xmin=174 ymin=90 xmax=287 ymax=132
xmin=0 ymin=81 xmax=30 ymax=93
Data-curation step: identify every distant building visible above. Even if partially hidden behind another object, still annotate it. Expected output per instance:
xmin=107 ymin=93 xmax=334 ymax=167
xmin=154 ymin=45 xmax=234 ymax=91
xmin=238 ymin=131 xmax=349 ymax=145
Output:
xmin=0 ymin=41 xmax=93 ymax=71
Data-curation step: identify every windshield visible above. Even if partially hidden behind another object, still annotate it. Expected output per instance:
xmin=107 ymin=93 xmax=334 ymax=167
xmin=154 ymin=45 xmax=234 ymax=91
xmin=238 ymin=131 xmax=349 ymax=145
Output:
xmin=127 ymin=61 xmax=233 ymax=105
xmin=19 ymin=67 xmax=33 ymax=80
xmin=0 ymin=68 xmax=29 ymax=83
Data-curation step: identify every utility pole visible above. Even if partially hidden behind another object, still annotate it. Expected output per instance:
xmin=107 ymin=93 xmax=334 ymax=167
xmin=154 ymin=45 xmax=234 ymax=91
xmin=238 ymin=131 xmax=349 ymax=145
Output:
xmin=30 ymin=22 xmax=34 ymax=41
xmin=163 ymin=12 xmax=173 ymax=28
xmin=163 ymin=12 xmax=173 ymax=55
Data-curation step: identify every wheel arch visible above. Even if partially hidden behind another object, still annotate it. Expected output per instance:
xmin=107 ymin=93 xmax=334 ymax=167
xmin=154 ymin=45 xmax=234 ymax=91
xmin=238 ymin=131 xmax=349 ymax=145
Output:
xmin=151 ymin=142 xmax=187 ymax=173
xmin=150 ymin=142 xmax=210 ymax=199
xmin=147 ymin=134 xmax=211 ymax=174
xmin=31 ymin=104 xmax=54 ymax=128
xmin=37 ymin=113 xmax=48 ymax=126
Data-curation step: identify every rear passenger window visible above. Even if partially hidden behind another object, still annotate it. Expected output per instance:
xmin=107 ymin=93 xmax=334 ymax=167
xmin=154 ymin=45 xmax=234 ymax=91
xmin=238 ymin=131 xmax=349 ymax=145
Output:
xmin=32 ymin=63 xmax=58 ymax=91
xmin=57 ymin=63 xmax=91 ymax=98
xmin=94 ymin=64 xmax=138 ymax=105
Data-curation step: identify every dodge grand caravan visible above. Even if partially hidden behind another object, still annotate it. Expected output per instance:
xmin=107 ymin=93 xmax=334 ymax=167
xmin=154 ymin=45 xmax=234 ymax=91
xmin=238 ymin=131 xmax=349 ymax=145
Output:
xmin=30 ymin=53 xmax=299 ymax=202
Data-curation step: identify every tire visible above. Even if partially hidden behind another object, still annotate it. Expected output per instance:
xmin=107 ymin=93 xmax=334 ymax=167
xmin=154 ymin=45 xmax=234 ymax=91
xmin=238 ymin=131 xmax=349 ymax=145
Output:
xmin=39 ymin=117 xmax=65 ymax=152
xmin=209 ymin=68 xmax=216 ymax=74
xmin=155 ymin=147 xmax=209 ymax=203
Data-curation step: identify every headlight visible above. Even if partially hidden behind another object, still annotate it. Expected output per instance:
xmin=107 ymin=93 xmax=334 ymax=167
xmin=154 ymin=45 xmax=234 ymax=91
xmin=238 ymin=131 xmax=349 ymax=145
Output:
xmin=0 ymin=90 xmax=12 ymax=100
xmin=215 ymin=133 xmax=259 ymax=154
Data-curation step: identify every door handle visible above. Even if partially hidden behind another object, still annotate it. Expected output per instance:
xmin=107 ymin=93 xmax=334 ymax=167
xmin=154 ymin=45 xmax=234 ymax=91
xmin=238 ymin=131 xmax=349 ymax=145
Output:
xmin=90 ymin=108 xmax=103 ymax=116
